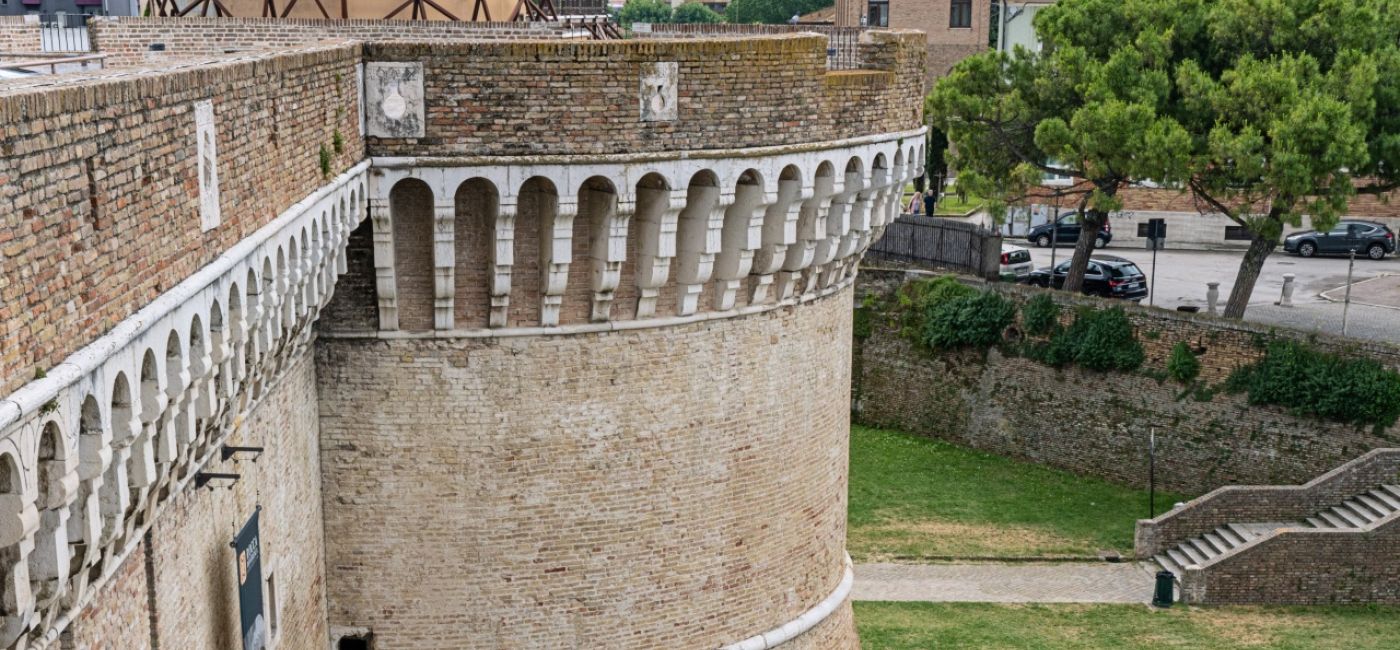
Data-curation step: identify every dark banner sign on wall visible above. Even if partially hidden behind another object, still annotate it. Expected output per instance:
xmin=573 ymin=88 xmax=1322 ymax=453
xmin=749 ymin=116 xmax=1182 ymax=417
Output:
xmin=233 ymin=507 xmax=267 ymax=650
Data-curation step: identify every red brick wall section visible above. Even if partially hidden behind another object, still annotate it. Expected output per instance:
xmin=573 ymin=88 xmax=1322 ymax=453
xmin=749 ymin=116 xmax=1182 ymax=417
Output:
xmin=364 ymin=31 xmax=927 ymax=157
xmin=89 ymin=16 xmax=563 ymax=69
xmin=853 ymin=271 xmax=1400 ymax=495
xmin=0 ymin=44 xmax=364 ymax=395
xmin=0 ymin=16 xmax=41 ymax=53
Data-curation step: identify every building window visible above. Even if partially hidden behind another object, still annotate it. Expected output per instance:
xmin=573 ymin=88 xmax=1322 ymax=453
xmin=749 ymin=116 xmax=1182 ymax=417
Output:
xmin=950 ymin=0 xmax=972 ymax=28
xmin=868 ymin=0 xmax=889 ymax=27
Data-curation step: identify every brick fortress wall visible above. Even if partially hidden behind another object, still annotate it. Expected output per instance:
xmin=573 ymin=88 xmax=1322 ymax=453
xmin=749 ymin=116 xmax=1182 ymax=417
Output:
xmin=364 ymin=31 xmax=926 ymax=156
xmin=64 ymin=352 xmax=330 ymax=649
xmin=315 ymin=287 xmax=858 ymax=649
xmin=0 ymin=44 xmax=363 ymax=396
xmin=88 ymin=16 xmax=566 ymax=69
xmin=854 ymin=271 xmax=1400 ymax=495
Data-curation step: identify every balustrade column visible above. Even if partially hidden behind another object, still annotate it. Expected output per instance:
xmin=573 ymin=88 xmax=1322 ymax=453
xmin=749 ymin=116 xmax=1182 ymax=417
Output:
xmin=809 ymin=178 xmax=858 ymax=294
xmin=712 ymin=182 xmax=769 ymax=311
xmin=674 ymin=186 xmax=728 ymax=316
xmin=633 ymin=187 xmax=683 ymax=319
xmin=31 ymin=453 xmax=77 ymax=610
xmin=540 ymin=201 xmax=578 ymax=327
xmin=433 ymin=201 xmax=455 ymax=330
xmin=588 ymin=189 xmax=628 ymax=323
xmin=750 ymin=178 xmax=805 ymax=305
xmin=778 ymin=175 xmax=835 ymax=301
xmin=0 ymin=489 xmax=39 ymax=648
xmin=489 ymin=204 xmax=516 ymax=328
xmin=370 ymin=197 xmax=399 ymax=331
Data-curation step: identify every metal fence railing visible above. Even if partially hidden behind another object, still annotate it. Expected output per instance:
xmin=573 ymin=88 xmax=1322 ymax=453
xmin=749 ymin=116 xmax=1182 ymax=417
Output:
xmin=632 ymin=23 xmax=866 ymax=70
xmin=39 ymin=13 xmax=94 ymax=52
xmin=866 ymin=215 xmax=1003 ymax=279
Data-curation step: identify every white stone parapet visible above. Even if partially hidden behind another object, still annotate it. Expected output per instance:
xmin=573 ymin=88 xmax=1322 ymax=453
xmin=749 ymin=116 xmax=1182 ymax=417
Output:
xmin=366 ymin=128 xmax=926 ymax=332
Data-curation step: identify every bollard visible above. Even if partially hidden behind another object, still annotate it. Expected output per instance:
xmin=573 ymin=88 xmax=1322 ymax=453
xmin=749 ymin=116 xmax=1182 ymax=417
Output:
xmin=1152 ymin=571 xmax=1175 ymax=607
xmin=1278 ymin=273 xmax=1296 ymax=307
xmin=1206 ymin=282 xmax=1220 ymax=315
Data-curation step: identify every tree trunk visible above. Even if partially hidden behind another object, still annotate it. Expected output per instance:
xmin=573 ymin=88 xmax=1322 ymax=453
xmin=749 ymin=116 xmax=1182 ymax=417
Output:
xmin=1060 ymin=208 xmax=1107 ymax=293
xmin=1223 ymin=232 xmax=1278 ymax=319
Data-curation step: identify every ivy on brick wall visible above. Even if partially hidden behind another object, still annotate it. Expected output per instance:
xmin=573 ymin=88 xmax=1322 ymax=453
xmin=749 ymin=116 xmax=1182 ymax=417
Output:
xmin=1035 ymin=306 xmax=1145 ymax=372
xmin=1225 ymin=339 xmax=1400 ymax=431
xmin=1021 ymin=293 xmax=1061 ymax=337
xmin=1167 ymin=341 xmax=1201 ymax=384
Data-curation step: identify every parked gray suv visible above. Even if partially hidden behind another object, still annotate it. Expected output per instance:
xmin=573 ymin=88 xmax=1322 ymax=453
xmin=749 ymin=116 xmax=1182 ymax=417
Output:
xmin=1283 ymin=220 xmax=1396 ymax=260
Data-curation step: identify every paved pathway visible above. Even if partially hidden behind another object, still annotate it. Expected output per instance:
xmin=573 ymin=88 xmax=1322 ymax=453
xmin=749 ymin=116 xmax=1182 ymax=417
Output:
xmin=853 ymin=562 xmax=1158 ymax=604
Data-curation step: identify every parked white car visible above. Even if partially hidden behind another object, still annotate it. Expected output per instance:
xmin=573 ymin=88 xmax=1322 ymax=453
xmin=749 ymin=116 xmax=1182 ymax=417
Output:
xmin=1000 ymin=244 xmax=1035 ymax=279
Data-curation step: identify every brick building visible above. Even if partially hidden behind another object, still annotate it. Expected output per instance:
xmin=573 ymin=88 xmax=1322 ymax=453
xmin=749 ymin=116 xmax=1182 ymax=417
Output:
xmin=0 ymin=18 xmax=926 ymax=649
xmin=837 ymin=0 xmax=991 ymax=80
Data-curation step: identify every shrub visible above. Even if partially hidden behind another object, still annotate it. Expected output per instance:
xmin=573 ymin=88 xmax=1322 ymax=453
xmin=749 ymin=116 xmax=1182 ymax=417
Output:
xmin=1167 ymin=342 xmax=1201 ymax=384
xmin=919 ymin=287 xmax=1017 ymax=350
xmin=1022 ymin=293 xmax=1061 ymax=336
xmin=672 ymin=1 xmax=723 ymax=23
xmin=1045 ymin=307 xmax=1144 ymax=372
xmin=318 ymin=144 xmax=332 ymax=178
xmin=1226 ymin=339 xmax=1400 ymax=430
xmin=618 ymin=0 xmax=673 ymax=27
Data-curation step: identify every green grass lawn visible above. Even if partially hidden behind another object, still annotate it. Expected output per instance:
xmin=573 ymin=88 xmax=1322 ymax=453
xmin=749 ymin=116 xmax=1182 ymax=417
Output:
xmin=848 ymin=426 xmax=1188 ymax=560
xmin=855 ymin=602 xmax=1400 ymax=649
xmin=933 ymin=193 xmax=986 ymax=216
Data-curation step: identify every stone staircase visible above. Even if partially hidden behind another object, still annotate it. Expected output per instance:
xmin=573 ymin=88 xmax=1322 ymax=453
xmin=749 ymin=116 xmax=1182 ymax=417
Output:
xmin=1152 ymin=483 xmax=1400 ymax=578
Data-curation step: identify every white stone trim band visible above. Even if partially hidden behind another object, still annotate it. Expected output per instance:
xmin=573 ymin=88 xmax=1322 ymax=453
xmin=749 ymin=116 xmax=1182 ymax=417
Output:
xmin=320 ymin=270 xmax=857 ymax=340
xmin=720 ymin=553 xmax=854 ymax=650
xmin=370 ymin=127 xmax=928 ymax=168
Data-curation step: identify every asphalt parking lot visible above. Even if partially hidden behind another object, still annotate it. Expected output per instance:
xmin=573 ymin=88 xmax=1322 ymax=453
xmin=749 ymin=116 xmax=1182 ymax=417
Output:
xmin=1019 ymin=243 xmax=1400 ymax=343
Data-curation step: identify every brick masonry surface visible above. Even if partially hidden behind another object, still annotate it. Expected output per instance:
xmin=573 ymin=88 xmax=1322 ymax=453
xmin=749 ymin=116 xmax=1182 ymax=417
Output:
xmin=315 ymin=287 xmax=856 ymax=649
xmin=1180 ymin=518 xmax=1400 ymax=605
xmin=0 ymin=16 xmax=41 ymax=53
xmin=0 ymin=44 xmax=363 ymax=396
xmin=853 ymin=270 xmax=1400 ymax=495
xmin=89 ymin=16 xmax=565 ymax=69
xmin=363 ymin=32 xmax=926 ymax=156
xmin=66 ymin=352 xmax=329 ymax=649
xmin=836 ymin=0 xmax=990 ymax=83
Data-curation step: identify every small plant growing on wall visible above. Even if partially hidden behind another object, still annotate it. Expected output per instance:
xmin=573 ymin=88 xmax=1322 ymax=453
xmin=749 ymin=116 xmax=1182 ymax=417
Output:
xmin=1226 ymin=339 xmax=1400 ymax=431
xmin=318 ymin=144 xmax=332 ymax=178
xmin=1167 ymin=341 xmax=1201 ymax=384
xmin=333 ymin=130 xmax=345 ymax=155
xmin=1045 ymin=307 xmax=1145 ymax=372
xmin=1021 ymin=293 xmax=1061 ymax=336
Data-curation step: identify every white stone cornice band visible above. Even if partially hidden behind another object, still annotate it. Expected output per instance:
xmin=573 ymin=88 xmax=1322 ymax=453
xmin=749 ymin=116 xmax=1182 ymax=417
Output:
xmin=320 ymin=269 xmax=859 ymax=340
xmin=370 ymin=127 xmax=928 ymax=169
xmin=720 ymin=553 xmax=855 ymax=650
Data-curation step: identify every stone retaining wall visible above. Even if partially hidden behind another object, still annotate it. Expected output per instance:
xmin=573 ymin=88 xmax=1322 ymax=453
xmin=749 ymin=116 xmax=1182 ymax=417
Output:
xmin=853 ymin=270 xmax=1400 ymax=495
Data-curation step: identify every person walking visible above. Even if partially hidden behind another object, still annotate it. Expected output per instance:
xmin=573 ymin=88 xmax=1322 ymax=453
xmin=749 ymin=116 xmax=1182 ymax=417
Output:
xmin=923 ymin=189 xmax=936 ymax=217
xmin=907 ymin=190 xmax=921 ymax=215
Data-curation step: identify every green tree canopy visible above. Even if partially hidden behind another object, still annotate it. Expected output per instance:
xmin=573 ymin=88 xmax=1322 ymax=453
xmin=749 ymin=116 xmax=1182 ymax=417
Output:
xmin=725 ymin=0 xmax=830 ymax=24
xmin=672 ymin=1 xmax=724 ymax=23
xmin=929 ymin=0 xmax=1400 ymax=314
xmin=618 ymin=0 xmax=673 ymax=28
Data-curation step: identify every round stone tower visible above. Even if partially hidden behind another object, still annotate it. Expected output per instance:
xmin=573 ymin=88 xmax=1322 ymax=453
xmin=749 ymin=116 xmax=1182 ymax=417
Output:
xmin=316 ymin=33 xmax=926 ymax=648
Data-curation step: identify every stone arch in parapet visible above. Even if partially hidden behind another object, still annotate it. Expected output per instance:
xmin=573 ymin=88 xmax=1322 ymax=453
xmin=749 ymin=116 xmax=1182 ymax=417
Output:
xmin=0 ymin=447 xmax=29 ymax=631
xmin=454 ymin=177 xmax=499 ymax=329
xmin=714 ymin=168 xmax=767 ymax=311
xmin=389 ymin=177 xmax=436 ymax=332
xmin=30 ymin=419 xmax=69 ymax=607
xmin=622 ymin=171 xmax=675 ymax=321
xmin=568 ymin=175 xmax=621 ymax=325
xmin=100 ymin=371 xmax=134 ymax=548
xmin=843 ymin=155 xmax=866 ymax=193
xmin=512 ymin=176 xmax=558 ymax=328
xmin=67 ymin=393 xmax=103 ymax=582
xmin=671 ymin=169 xmax=722 ymax=317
